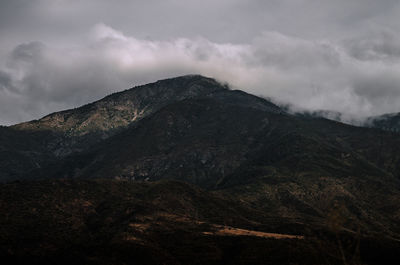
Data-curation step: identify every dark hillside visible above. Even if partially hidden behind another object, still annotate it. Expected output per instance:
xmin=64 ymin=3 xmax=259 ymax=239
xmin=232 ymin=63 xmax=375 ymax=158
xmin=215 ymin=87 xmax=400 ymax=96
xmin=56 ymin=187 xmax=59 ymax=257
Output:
xmin=1 ymin=179 xmax=399 ymax=265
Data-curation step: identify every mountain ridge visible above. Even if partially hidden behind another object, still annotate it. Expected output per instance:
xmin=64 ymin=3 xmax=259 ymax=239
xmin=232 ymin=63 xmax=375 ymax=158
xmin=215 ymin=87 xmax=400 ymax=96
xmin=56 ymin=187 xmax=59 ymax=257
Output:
xmin=12 ymin=75 xmax=227 ymax=136
xmin=0 ymin=75 xmax=231 ymax=180
xmin=1 ymin=75 xmax=400 ymax=264
xmin=14 ymin=76 xmax=400 ymax=239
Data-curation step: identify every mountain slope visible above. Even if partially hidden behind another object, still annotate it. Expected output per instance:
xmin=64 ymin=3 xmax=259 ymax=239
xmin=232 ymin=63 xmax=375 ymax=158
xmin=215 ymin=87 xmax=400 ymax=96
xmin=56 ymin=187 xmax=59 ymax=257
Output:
xmin=0 ymin=126 xmax=59 ymax=181
xmin=13 ymin=75 xmax=227 ymax=137
xmin=34 ymin=89 xmax=400 ymax=237
xmin=365 ymin=112 xmax=400 ymax=132
xmin=45 ymin=90 xmax=285 ymax=185
xmin=0 ymin=75 xmax=229 ymax=181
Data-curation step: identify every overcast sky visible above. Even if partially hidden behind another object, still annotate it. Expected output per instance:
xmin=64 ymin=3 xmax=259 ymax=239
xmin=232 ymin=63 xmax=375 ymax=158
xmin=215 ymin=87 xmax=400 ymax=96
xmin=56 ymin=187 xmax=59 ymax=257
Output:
xmin=1 ymin=0 xmax=400 ymax=125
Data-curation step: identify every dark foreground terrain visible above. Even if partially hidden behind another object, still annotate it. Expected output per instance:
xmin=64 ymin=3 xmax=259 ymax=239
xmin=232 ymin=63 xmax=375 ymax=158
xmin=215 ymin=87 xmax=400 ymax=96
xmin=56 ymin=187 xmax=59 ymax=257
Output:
xmin=1 ymin=179 xmax=399 ymax=265
xmin=1 ymin=75 xmax=400 ymax=264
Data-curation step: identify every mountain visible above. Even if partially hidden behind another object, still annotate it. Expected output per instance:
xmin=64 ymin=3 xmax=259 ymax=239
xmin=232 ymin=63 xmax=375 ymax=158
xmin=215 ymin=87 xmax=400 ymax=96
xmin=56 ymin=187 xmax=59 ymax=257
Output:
xmin=13 ymin=75 xmax=227 ymax=137
xmin=365 ymin=113 xmax=400 ymax=132
xmin=1 ymin=75 xmax=400 ymax=264
xmin=0 ymin=75 xmax=228 ymax=181
xmin=33 ymin=83 xmax=400 ymax=235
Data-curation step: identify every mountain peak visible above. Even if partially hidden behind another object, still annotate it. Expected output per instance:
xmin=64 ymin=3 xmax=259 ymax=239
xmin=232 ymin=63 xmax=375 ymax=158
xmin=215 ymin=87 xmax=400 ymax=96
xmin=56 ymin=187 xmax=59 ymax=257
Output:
xmin=156 ymin=74 xmax=219 ymax=82
xmin=12 ymin=75 xmax=228 ymax=137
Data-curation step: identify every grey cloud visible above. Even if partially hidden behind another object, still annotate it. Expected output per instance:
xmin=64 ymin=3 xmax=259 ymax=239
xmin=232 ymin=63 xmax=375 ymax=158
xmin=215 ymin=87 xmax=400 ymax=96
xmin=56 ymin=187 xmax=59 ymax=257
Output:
xmin=345 ymin=30 xmax=400 ymax=61
xmin=0 ymin=71 xmax=12 ymax=92
xmin=249 ymin=32 xmax=342 ymax=69
xmin=2 ymin=0 xmax=400 ymax=46
xmin=11 ymin=42 xmax=45 ymax=63
xmin=353 ymin=72 xmax=400 ymax=107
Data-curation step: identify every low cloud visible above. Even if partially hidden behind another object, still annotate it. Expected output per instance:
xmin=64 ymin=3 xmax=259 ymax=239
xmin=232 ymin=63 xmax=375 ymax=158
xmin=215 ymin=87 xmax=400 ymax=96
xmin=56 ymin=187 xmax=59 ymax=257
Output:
xmin=1 ymin=23 xmax=400 ymax=125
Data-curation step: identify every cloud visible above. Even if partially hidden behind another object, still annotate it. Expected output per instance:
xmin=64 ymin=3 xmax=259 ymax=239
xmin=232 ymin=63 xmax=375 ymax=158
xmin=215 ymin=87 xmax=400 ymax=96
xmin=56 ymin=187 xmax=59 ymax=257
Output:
xmin=1 ymin=23 xmax=400 ymax=125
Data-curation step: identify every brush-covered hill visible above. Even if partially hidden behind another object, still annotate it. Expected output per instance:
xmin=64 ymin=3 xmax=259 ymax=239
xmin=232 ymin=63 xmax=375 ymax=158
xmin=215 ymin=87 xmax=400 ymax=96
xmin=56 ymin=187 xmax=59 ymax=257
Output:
xmin=1 ymin=75 xmax=400 ymax=264
xmin=32 ymin=83 xmax=400 ymax=239
xmin=13 ymin=75 xmax=227 ymax=137
xmin=0 ymin=76 xmax=230 ymax=180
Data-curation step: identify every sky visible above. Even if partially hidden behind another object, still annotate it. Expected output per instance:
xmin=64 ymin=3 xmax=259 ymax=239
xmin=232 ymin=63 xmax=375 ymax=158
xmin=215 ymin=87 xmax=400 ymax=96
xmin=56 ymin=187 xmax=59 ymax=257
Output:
xmin=1 ymin=0 xmax=400 ymax=125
